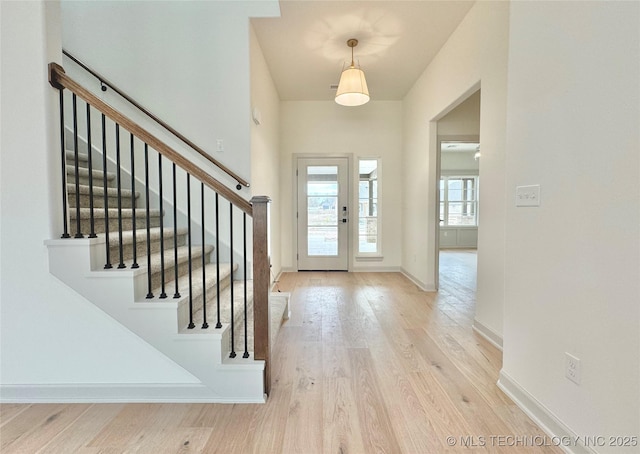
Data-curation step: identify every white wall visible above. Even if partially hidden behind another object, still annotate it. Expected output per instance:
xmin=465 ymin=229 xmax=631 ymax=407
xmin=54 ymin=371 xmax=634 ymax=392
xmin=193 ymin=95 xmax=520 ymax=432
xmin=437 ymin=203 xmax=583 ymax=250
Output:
xmin=438 ymin=89 xmax=481 ymax=137
xmin=250 ymin=24 xmax=282 ymax=281
xmin=441 ymin=152 xmax=479 ymax=174
xmin=402 ymin=0 xmax=509 ymax=349
xmin=0 ymin=0 xmax=199 ymax=394
xmin=501 ymin=1 xmax=640 ymax=448
xmin=280 ymin=101 xmax=403 ymax=271
xmin=61 ymin=0 xmax=279 ymax=186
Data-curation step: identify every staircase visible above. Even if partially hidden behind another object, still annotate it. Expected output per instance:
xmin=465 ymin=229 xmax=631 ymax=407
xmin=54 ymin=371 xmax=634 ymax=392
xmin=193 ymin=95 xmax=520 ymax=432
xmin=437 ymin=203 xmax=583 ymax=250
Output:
xmin=45 ymin=60 xmax=284 ymax=402
xmin=47 ymin=149 xmax=268 ymax=401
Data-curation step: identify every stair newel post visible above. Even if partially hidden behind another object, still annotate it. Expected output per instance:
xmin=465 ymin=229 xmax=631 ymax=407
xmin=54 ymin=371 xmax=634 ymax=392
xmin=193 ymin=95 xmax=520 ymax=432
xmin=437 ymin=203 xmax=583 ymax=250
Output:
xmin=72 ymin=94 xmax=83 ymax=238
xmin=86 ymin=103 xmax=97 ymax=238
xmin=215 ymin=193 xmax=222 ymax=329
xmin=58 ymin=89 xmax=71 ymax=239
xmin=243 ymin=212 xmax=249 ymax=359
xmin=229 ymin=202 xmax=236 ymax=358
xmin=115 ymin=124 xmax=125 ymax=268
xmin=201 ymin=183 xmax=209 ymax=329
xmin=186 ymin=174 xmax=195 ymax=329
xmin=101 ymin=114 xmax=112 ymax=269
xmin=158 ymin=153 xmax=167 ymax=298
xmin=130 ymin=133 xmax=139 ymax=268
xmin=144 ymin=144 xmax=153 ymax=297
xmin=251 ymin=196 xmax=271 ymax=395
xmin=172 ymin=163 xmax=180 ymax=298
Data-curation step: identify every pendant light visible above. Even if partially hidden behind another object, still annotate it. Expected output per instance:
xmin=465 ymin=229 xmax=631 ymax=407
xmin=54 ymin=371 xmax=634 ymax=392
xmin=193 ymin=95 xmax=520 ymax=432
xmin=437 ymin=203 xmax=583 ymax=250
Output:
xmin=335 ymin=39 xmax=370 ymax=107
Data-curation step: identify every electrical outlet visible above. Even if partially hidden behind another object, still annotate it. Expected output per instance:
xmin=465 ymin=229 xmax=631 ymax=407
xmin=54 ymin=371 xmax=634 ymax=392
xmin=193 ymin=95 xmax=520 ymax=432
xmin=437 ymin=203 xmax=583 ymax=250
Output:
xmin=565 ymin=353 xmax=581 ymax=385
xmin=216 ymin=139 xmax=224 ymax=152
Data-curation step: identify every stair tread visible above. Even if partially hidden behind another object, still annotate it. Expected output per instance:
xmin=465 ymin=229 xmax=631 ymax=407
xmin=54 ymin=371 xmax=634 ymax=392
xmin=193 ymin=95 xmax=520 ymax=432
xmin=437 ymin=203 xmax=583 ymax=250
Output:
xmin=66 ymin=165 xmax=116 ymax=180
xmin=67 ymin=183 xmax=140 ymax=199
xmin=149 ymin=262 xmax=237 ymax=300
xmin=197 ymin=278 xmax=251 ymax=317
xmin=69 ymin=207 xmax=162 ymax=220
xmin=65 ymin=150 xmax=89 ymax=162
xmin=107 ymin=227 xmax=189 ymax=245
xmin=181 ymin=279 xmax=251 ymax=332
xmin=119 ymin=244 xmax=214 ymax=273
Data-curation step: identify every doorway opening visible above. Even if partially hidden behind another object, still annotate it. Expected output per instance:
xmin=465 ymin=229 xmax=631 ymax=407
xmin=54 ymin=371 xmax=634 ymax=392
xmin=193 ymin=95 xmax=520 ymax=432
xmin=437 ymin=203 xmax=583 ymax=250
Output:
xmin=435 ymin=89 xmax=480 ymax=291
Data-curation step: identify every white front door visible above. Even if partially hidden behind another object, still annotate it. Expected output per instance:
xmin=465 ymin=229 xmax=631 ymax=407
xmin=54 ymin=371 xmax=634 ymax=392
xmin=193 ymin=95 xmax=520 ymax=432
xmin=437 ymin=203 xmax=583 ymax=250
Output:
xmin=296 ymin=157 xmax=349 ymax=271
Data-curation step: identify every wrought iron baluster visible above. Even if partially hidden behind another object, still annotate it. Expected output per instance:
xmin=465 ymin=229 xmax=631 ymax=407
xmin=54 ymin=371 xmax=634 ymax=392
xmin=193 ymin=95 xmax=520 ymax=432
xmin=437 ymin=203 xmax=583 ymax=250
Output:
xmin=215 ymin=193 xmax=221 ymax=329
xmin=58 ymin=90 xmax=70 ymax=239
xmin=86 ymin=103 xmax=96 ymax=238
xmin=201 ymin=183 xmax=208 ymax=329
xmin=130 ymin=133 xmax=138 ymax=268
xmin=229 ymin=202 xmax=236 ymax=358
xmin=115 ymin=124 xmax=125 ymax=268
xmin=158 ymin=153 xmax=167 ymax=298
xmin=173 ymin=163 xmax=180 ymax=298
xmin=187 ymin=174 xmax=195 ymax=329
xmin=102 ymin=114 xmax=112 ymax=269
xmin=243 ymin=212 xmax=249 ymax=358
xmin=72 ymin=94 xmax=83 ymax=238
xmin=144 ymin=144 xmax=153 ymax=298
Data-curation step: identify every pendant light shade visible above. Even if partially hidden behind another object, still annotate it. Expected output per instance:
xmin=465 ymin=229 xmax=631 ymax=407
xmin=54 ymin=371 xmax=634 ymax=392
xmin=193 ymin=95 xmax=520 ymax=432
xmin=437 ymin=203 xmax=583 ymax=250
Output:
xmin=335 ymin=39 xmax=370 ymax=107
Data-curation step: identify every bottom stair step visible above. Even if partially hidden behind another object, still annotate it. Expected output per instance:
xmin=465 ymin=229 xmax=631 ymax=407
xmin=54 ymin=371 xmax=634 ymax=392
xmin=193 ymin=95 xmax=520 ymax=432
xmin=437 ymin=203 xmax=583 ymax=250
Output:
xmin=180 ymin=281 xmax=289 ymax=356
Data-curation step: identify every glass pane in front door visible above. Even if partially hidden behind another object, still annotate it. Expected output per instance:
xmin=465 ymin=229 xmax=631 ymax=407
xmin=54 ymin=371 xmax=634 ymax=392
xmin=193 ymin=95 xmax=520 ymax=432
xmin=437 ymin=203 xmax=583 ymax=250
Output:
xmin=307 ymin=166 xmax=338 ymax=256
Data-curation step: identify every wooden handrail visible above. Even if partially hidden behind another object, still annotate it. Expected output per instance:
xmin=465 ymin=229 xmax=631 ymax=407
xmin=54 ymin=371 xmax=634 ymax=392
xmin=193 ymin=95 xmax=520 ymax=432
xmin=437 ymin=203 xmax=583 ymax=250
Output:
xmin=61 ymin=50 xmax=250 ymax=189
xmin=49 ymin=63 xmax=252 ymax=215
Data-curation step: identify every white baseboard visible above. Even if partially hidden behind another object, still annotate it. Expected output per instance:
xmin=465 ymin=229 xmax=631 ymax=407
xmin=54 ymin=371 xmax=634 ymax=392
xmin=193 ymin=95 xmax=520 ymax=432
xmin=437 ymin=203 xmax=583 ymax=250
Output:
xmin=498 ymin=372 xmax=597 ymax=454
xmin=400 ymin=268 xmax=436 ymax=292
xmin=351 ymin=266 xmax=401 ymax=273
xmin=0 ymin=383 xmax=266 ymax=404
xmin=472 ymin=319 xmax=503 ymax=350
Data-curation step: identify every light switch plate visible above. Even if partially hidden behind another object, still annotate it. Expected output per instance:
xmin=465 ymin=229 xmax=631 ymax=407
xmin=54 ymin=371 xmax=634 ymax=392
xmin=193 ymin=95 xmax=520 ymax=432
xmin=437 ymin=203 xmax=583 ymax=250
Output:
xmin=516 ymin=185 xmax=540 ymax=207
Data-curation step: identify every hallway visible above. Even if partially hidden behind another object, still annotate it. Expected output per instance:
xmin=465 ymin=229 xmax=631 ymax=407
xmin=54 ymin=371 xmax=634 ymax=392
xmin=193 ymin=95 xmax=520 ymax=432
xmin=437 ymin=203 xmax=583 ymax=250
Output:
xmin=268 ymin=261 xmax=557 ymax=453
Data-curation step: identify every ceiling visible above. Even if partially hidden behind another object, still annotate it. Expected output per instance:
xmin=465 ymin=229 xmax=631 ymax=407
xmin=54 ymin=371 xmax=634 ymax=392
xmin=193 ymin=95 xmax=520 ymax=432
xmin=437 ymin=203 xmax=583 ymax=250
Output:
xmin=251 ymin=0 xmax=475 ymax=102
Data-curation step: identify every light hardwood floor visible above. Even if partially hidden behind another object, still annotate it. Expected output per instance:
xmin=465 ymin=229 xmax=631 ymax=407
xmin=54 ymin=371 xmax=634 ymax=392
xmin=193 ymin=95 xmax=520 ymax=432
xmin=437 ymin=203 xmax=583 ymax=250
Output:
xmin=1 ymin=251 xmax=561 ymax=453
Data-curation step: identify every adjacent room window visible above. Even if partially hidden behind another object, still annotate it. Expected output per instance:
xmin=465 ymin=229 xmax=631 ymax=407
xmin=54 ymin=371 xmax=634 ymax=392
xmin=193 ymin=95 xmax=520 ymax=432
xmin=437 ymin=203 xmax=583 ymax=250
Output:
xmin=358 ymin=159 xmax=380 ymax=254
xmin=439 ymin=176 xmax=479 ymax=226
